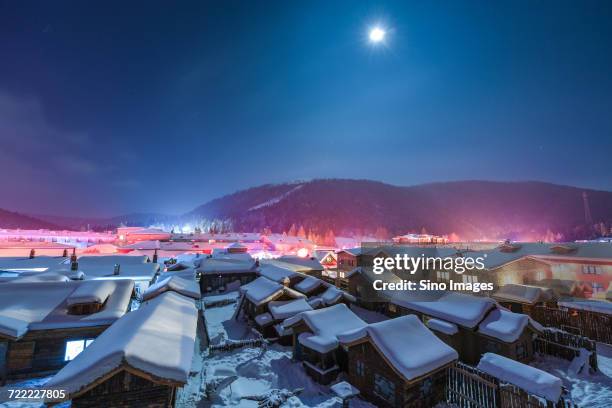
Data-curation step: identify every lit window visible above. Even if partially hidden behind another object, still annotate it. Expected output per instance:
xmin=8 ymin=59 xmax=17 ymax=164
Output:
xmin=462 ymin=274 xmax=478 ymax=284
xmin=65 ymin=339 xmax=94 ymax=361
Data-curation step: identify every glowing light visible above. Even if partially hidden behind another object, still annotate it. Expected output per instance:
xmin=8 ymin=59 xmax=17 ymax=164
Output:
xmin=297 ymin=247 xmax=309 ymax=258
xmin=369 ymin=27 xmax=386 ymax=43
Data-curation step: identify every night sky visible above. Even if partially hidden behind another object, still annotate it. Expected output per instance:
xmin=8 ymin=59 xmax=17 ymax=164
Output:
xmin=1 ymin=1 xmax=611 ymax=217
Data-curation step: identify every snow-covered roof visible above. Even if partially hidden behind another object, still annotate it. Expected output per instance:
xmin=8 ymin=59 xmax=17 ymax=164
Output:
xmin=330 ymin=381 xmax=359 ymax=399
xmin=426 ymin=318 xmax=458 ymax=335
xmin=45 ymin=291 xmax=198 ymax=396
xmin=284 ymin=304 xmax=366 ymax=353
xmin=270 ymin=256 xmax=323 ymax=272
xmin=558 ymin=299 xmax=612 ymax=315
xmin=55 ymin=256 xmax=159 ymax=282
xmin=294 ymin=276 xmax=323 ymax=294
xmin=240 ymin=277 xmax=304 ymax=306
xmin=269 ymin=298 xmax=313 ymax=320
xmin=477 ymin=353 xmax=563 ymax=402
xmin=66 ymin=280 xmax=116 ymax=306
xmin=393 ymin=292 xmax=497 ymax=328
xmin=197 ymin=257 xmax=257 ymax=274
xmin=338 ymin=315 xmax=458 ymax=381
xmin=0 ymin=280 xmax=133 ymax=340
xmin=0 ymin=256 xmax=67 ymax=272
xmin=255 ymin=312 xmax=274 ymax=327
xmin=142 ymin=275 xmax=200 ymax=301
xmin=258 ymin=264 xmax=297 ymax=283
xmin=478 ymin=309 xmax=530 ymax=343
xmin=77 ymin=255 xmax=149 ymax=266
xmin=493 ymin=284 xmax=554 ymax=305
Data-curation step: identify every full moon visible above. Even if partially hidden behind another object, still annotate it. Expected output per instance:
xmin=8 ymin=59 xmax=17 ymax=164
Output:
xmin=369 ymin=27 xmax=386 ymax=43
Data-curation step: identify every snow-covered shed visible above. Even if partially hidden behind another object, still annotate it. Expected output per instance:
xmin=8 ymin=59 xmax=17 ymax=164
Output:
xmin=477 ymin=353 xmax=563 ymax=402
xmin=0 ymin=280 xmax=134 ymax=382
xmin=238 ymin=277 xmax=305 ymax=320
xmin=142 ymin=275 xmax=200 ymax=302
xmin=476 ymin=308 xmax=542 ymax=363
xmin=45 ymin=291 xmax=199 ymax=407
xmin=338 ymin=315 xmax=458 ymax=407
xmin=253 ymin=298 xmax=314 ymax=340
xmin=282 ymin=304 xmax=367 ymax=384
xmin=197 ymin=257 xmax=258 ymax=294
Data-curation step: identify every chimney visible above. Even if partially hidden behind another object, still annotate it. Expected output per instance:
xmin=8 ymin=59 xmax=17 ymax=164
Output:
xmin=152 ymin=249 xmax=158 ymax=264
xmin=113 ymin=264 xmax=121 ymax=275
xmin=62 ymin=248 xmax=68 ymax=258
xmin=29 ymin=249 xmax=35 ymax=259
xmin=70 ymin=248 xmax=78 ymax=271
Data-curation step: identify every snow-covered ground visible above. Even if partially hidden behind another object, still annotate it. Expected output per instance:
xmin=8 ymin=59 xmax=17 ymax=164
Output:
xmin=530 ymin=343 xmax=612 ymax=407
xmin=175 ymin=293 xmax=375 ymax=407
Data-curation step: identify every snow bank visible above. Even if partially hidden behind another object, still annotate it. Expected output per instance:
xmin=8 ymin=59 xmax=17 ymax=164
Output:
xmin=339 ymin=315 xmax=458 ymax=381
xmin=427 ymin=318 xmax=458 ymax=335
xmin=477 ymin=353 xmax=563 ymax=402
xmin=46 ymin=291 xmax=198 ymax=396
xmin=142 ymin=275 xmax=200 ymax=301
xmin=478 ymin=309 xmax=529 ymax=342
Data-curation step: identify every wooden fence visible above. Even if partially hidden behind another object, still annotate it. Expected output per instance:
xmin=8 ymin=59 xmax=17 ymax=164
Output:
xmin=532 ymin=305 xmax=612 ymax=345
xmin=445 ymin=362 xmax=579 ymax=408
xmin=446 ymin=361 xmax=499 ymax=408
xmin=499 ymin=384 xmax=578 ymax=408
xmin=534 ymin=328 xmax=597 ymax=372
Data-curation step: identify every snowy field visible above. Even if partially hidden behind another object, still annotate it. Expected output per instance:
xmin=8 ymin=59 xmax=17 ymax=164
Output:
xmin=176 ymin=291 xmax=375 ymax=407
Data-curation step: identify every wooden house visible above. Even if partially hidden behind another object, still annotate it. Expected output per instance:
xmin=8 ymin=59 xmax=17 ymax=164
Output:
xmin=269 ymin=255 xmax=325 ymax=279
xmin=387 ymin=291 xmax=540 ymax=365
xmin=197 ymin=257 xmax=258 ymax=294
xmin=256 ymin=298 xmax=315 ymax=341
xmin=238 ymin=277 xmax=306 ymax=322
xmin=45 ymin=291 xmax=198 ymax=408
xmin=282 ymin=304 xmax=367 ymax=384
xmin=338 ymin=315 xmax=458 ymax=408
xmin=492 ymin=283 xmax=556 ymax=314
xmin=0 ymin=280 xmax=134 ymax=384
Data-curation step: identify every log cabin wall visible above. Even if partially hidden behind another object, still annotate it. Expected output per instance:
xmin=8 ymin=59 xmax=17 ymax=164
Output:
xmin=346 ymin=340 xmax=448 ymax=408
xmin=1 ymin=326 xmax=108 ymax=382
xmin=72 ymin=369 xmax=176 ymax=408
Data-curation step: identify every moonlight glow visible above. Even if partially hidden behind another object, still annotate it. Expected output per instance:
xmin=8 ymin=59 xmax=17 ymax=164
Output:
xmin=369 ymin=27 xmax=386 ymax=43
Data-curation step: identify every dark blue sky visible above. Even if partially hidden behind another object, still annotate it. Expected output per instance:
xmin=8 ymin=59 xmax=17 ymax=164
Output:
xmin=1 ymin=1 xmax=611 ymax=217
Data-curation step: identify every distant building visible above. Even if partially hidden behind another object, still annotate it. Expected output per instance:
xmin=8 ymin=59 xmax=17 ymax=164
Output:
xmin=392 ymin=233 xmax=448 ymax=245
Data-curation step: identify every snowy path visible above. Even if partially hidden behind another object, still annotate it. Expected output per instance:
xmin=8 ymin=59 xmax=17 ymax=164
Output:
xmin=531 ymin=344 xmax=612 ymax=407
xmin=179 ymin=297 xmax=376 ymax=407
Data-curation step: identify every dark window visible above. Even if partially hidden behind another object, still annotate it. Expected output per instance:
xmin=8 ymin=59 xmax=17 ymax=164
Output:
xmin=374 ymin=373 xmax=395 ymax=403
xmin=356 ymin=360 xmax=364 ymax=376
